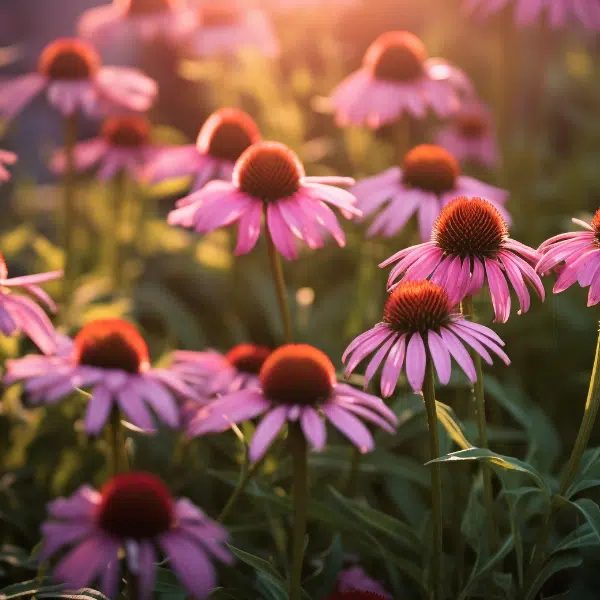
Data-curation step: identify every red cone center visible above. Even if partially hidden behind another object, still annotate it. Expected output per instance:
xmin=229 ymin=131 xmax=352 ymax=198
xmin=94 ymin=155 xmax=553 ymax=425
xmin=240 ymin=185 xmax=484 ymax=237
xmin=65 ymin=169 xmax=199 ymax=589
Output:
xmin=402 ymin=144 xmax=459 ymax=195
xmin=455 ymin=112 xmax=488 ymax=139
xmin=0 ymin=254 xmax=8 ymax=281
xmin=226 ymin=344 xmax=271 ymax=374
xmin=363 ymin=31 xmax=427 ymax=83
xmin=102 ymin=115 xmax=151 ymax=147
xmin=433 ymin=196 xmax=508 ymax=258
xmin=123 ymin=0 xmax=179 ymax=15
xmin=38 ymin=39 xmax=101 ymax=80
xmin=384 ymin=281 xmax=452 ymax=334
xmin=73 ymin=319 xmax=150 ymax=374
xmin=197 ymin=108 xmax=261 ymax=163
xmin=234 ymin=141 xmax=304 ymax=201
xmin=260 ymin=344 xmax=335 ymax=406
xmin=97 ymin=472 xmax=174 ymax=538
xmin=197 ymin=4 xmax=242 ymax=27
xmin=591 ymin=209 xmax=600 ymax=244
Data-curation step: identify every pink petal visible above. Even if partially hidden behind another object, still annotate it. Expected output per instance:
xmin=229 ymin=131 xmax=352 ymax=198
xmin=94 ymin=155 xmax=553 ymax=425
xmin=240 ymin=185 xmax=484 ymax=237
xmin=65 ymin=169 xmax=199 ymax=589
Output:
xmin=249 ymin=406 xmax=288 ymax=462
xmin=322 ymin=403 xmax=374 ymax=453
xmin=300 ymin=406 xmax=326 ymax=451
xmin=427 ymin=330 xmax=452 ymax=384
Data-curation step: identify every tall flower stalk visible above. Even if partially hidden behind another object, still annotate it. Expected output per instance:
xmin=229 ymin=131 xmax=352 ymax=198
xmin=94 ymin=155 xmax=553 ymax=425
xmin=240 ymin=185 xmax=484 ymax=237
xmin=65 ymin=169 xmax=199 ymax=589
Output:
xmin=62 ymin=114 xmax=78 ymax=318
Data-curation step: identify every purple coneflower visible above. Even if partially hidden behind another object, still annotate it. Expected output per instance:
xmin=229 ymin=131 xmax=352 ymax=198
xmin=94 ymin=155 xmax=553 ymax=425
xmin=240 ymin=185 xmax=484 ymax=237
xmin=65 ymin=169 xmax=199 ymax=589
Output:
xmin=4 ymin=319 xmax=196 ymax=434
xmin=78 ymin=0 xmax=195 ymax=44
xmin=188 ymin=344 xmax=397 ymax=462
xmin=0 ymin=150 xmax=17 ymax=183
xmin=325 ymin=592 xmax=389 ymax=600
xmin=435 ymin=102 xmax=498 ymax=168
xmin=173 ymin=343 xmax=271 ymax=395
xmin=334 ymin=566 xmax=391 ymax=599
xmin=51 ymin=114 xmax=161 ymax=182
xmin=0 ymin=38 xmax=157 ymax=121
xmin=343 ymin=280 xmax=509 ymax=395
xmin=330 ymin=31 xmax=469 ymax=128
xmin=351 ymin=144 xmax=508 ymax=241
xmin=0 ymin=254 xmax=61 ymax=355
xmin=189 ymin=3 xmax=279 ymax=58
xmin=537 ymin=210 xmax=600 ymax=305
xmin=380 ymin=197 xmax=543 ymax=322
xmin=464 ymin=0 xmax=600 ymax=28
xmin=146 ymin=108 xmax=261 ymax=192
xmin=41 ymin=472 xmax=231 ymax=599
xmin=167 ymin=141 xmax=360 ymax=260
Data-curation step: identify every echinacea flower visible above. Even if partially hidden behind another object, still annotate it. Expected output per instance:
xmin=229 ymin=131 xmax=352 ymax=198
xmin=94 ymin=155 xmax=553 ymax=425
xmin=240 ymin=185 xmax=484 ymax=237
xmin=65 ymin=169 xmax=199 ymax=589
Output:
xmin=325 ymin=591 xmax=390 ymax=600
xmin=189 ymin=4 xmax=279 ymax=58
xmin=343 ymin=280 xmax=509 ymax=395
xmin=351 ymin=145 xmax=509 ymax=241
xmin=146 ymin=108 xmax=261 ymax=192
xmin=51 ymin=114 xmax=162 ymax=182
xmin=0 ymin=150 xmax=17 ymax=183
xmin=335 ymin=566 xmax=392 ymax=599
xmin=0 ymin=38 xmax=157 ymax=121
xmin=537 ymin=210 xmax=600 ymax=305
xmin=435 ymin=102 xmax=498 ymax=167
xmin=78 ymin=0 xmax=195 ymax=44
xmin=381 ymin=197 xmax=543 ymax=322
xmin=41 ymin=472 xmax=231 ymax=599
xmin=464 ymin=0 xmax=600 ymax=29
xmin=188 ymin=344 xmax=397 ymax=462
xmin=330 ymin=31 xmax=470 ymax=128
xmin=4 ymin=319 xmax=197 ymax=434
xmin=167 ymin=141 xmax=360 ymax=260
xmin=173 ymin=343 xmax=272 ymax=395
xmin=0 ymin=254 xmax=61 ymax=354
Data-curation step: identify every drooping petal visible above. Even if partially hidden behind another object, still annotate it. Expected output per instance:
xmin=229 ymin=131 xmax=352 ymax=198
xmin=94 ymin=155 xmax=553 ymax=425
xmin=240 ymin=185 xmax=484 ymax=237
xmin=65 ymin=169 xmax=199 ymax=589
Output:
xmin=249 ymin=406 xmax=288 ymax=462
xmin=322 ymin=403 xmax=374 ymax=453
xmin=405 ymin=333 xmax=426 ymax=392
xmin=427 ymin=330 xmax=452 ymax=384
xmin=300 ymin=407 xmax=326 ymax=451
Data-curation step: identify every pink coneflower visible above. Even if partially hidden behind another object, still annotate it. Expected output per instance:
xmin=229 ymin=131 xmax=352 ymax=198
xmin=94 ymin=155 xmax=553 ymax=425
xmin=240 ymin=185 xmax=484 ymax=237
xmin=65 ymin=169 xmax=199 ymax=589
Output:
xmin=146 ymin=108 xmax=261 ymax=192
xmin=189 ymin=4 xmax=279 ymax=58
xmin=380 ymin=197 xmax=543 ymax=322
xmin=330 ymin=31 xmax=469 ymax=128
xmin=40 ymin=472 xmax=231 ymax=599
xmin=325 ymin=591 xmax=389 ymax=600
xmin=0 ymin=150 xmax=17 ymax=183
xmin=343 ymin=280 xmax=509 ymax=395
xmin=537 ymin=210 xmax=600 ymax=305
xmin=78 ymin=0 xmax=196 ymax=44
xmin=464 ymin=0 xmax=600 ymax=28
xmin=435 ymin=102 xmax=498 ymax=168
xmin=0 ymin=38 xmax=157 ymax=121
xmin=188 ymin=344 xmax=397 ymax=462
xmin=173 ymin=343 xmax=272 ymax=395
xmin=51 ymin=114 xmax=162 ymax=182
xmin=4 ymin=319 xmax=196 ymax=434
xmin=335 ymin=566 xmax=392 ymax=599
xmin=167 ymin=141 xmax=360 ymax=260
xmin=351 ymin=145 xmax=509 ymax=241
xmin=0 ymin=254 xmax=61 ymax=355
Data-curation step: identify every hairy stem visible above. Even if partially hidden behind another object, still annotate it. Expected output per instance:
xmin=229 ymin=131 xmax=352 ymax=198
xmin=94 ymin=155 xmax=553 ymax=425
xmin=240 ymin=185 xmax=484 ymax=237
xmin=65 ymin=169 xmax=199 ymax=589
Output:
xmin=218 ymin=459 xmax=262 ymax=524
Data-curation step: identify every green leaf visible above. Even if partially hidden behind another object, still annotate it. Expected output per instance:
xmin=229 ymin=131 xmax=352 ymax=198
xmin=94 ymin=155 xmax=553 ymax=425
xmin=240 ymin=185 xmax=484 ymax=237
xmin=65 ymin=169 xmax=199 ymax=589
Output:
xmin=553 ymin=523 xmax=598 ymax=552
xmin=0 ymin=579 xmax=63 ymax=600
xmin=435 ymin=401 xmax=473 ymax=450
xmin=569 ymin=498 xmax=600 ymax=544
xmin=458 ymin=536 xmax=514 ymax=600
xmin=427 ymin=448 xmax=550 ymax=492
xmin=37 ymin=589 xmax=109 ymax=600
xmin=524 ymin=553 xmax=583 ymax=600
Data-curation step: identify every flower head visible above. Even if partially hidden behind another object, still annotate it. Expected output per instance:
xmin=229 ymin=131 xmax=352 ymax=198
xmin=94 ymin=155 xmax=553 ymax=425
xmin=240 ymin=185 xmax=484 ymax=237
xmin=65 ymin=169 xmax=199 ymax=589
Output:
xmin=351 ymin=145 xmax=509 ymax=241
xmin=4 ymin=319 xmax=197 ymax=434
xmin=334 ymin=566 xmax=392 ymax=599
xmin=343 ymin=280 xmax=509 ymax=395
xmin=0 ymin=150 xmax=17 ymax=183
xmin=147 ymin=108 xmax=261 ymax=192
xmin=188 ymin=344 xmax=397 ymax=462
xmin=330 ymin=31 xmax=471 ymax=128
xmin=380 ymin=197 xmax=543 ymax=322
xmin=168 ymin=141 xmax=359 ymax=260
xmin=0 ymin=38 xmax=157 ymax=121
xmin=464 ymin=0 xmax=600 ymax=29
xmin=41 ymin=472 xmax=231 ymax=599
xmin=435 ymin=102 xmax=498 ymax=167
xmin=325 ymin=592 xmax=390 ymax=600
xmin=0 ymin=255 xmax=61 ymax=354
xmin=78 ymin=0 xmax=195 ymax=45
xmin=51 ymin=114 xmax=162 ymax=181
xmin=536 ymin=211 xmax=600 ymax=305
xmin=189 ymin=3 xmax=279 ymax=58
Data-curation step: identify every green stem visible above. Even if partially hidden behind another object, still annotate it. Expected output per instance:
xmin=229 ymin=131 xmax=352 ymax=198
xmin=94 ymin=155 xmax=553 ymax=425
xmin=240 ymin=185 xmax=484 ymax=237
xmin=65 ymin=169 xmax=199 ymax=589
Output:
xmin=264 ymin=204 xmax=293 ymax=344
xmin=218 ymin=459 xmax=262 ymax=524
xmin=62 ymin=113 xmax=78 ymax=321
xmin=461 ymin=295 xmax=497 ymax=554
xmin=108 ymin=408 xmax=127 ymax=477
xmin=345 ymin=446 xmax=362 ymax=497
xmin=289 ymin=424 xmax=308 ymax=600
xmin=111 ymin=171 xmax=126 ymax=286
xmin=423 ymin=359 xmax=443 ymax=600
xmin=559 ymin=325 xmax=600 ymax=496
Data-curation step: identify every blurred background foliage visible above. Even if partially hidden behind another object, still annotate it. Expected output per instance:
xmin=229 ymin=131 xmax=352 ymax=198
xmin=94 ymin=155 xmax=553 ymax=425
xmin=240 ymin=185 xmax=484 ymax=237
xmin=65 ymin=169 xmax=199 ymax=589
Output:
xmin=1 ymin=0 xmax=600 ymax=598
